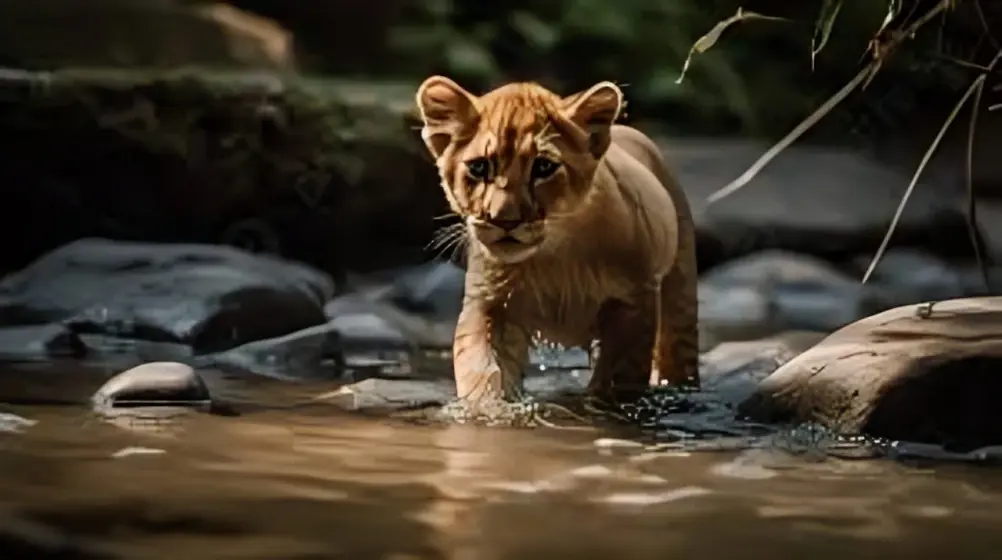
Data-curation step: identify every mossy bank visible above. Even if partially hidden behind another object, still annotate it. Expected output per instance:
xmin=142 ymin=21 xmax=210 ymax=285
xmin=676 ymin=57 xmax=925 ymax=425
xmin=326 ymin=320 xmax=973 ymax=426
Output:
xmin=0 ymin=68 xmax=444 ymax=279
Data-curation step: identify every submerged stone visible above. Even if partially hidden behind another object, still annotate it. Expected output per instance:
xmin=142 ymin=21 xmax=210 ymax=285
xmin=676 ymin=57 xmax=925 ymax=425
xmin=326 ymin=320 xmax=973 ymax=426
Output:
xmin=91 ymin=361 xmax=211 ymax=418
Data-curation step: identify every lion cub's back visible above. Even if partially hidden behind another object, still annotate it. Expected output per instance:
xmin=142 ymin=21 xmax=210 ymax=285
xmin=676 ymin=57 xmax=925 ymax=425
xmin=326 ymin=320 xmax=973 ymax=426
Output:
xmin=610 ymin=125 xmax=680 ymax=194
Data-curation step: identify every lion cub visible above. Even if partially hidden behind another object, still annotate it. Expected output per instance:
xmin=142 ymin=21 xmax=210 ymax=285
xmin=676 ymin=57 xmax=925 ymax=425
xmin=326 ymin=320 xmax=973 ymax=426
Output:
xmin=414 ymin=76 xmax=699 ymax=410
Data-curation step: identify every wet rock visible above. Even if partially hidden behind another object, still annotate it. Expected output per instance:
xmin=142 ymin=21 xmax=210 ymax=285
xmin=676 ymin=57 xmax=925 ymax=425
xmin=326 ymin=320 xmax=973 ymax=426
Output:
xmin=0 ymin=324 xmax=87 ymax=362
xmin=0 ymin=68 xmax=442 ymax=278
xmin=699 ymin=250 xmax=865 ymax=340
xmin=384 ymin=261 xmax=465 ymax=322
xmin=326 ymin=293 xmax=454 ymax=350
xmin=74 ymin=337 xmax=193 ymax=366
xmin=325 ymin=296 xmax=417 ymax=350
xmin=739 ymin=297 xmax=1002 ymax=449
xmin=660 ymin=137 xmax=972 ymax=266
xmin=90 ymin=361 xmax=211 ymax=417
xmin=849 ymin=249 xmax=968 ymax=306
xmin=323 ymin=378 xmax=453 ymax=412
xmin=197 ymin=323 xmax=344 ymax=380
xmin=698 ymin=331 xmax=827 ymax=405
xmin=0 ymin=239 xmax=332 ymax=353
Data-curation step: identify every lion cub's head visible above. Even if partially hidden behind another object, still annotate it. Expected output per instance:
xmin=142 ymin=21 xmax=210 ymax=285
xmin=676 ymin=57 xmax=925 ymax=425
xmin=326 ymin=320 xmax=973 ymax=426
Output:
xmin=415 ymin=77 xmax=623 ymax=264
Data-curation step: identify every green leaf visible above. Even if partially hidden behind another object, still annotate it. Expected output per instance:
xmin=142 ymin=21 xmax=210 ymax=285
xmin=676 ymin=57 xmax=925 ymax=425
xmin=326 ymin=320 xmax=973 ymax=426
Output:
xmin=811 ymin=0 xmax=843 ymax=71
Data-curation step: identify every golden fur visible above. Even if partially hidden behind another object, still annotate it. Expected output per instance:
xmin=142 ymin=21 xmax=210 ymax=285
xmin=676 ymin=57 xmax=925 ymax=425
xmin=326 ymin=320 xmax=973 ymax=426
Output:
xmin=415 ymin=77 xmax=699 ymax=408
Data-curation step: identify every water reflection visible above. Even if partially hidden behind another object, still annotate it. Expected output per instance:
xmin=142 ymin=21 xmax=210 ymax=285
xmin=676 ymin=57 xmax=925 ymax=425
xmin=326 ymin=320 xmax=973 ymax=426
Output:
xmin=2 ymin=361 xmax=1002 ymax=558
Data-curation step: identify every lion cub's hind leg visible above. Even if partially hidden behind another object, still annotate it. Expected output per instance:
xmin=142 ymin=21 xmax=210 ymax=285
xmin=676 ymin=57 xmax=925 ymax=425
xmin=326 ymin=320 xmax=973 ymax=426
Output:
xmin=587 ymin=288 xmax=659 ymax=405
xmin=652 ymin=260 xmax=700 ymax=388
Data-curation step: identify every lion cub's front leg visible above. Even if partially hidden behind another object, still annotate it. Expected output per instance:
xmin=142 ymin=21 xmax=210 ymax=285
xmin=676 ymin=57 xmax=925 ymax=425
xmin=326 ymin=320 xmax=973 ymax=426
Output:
xmin=588 ymin=286 xmax=658 ymax=405
xmin=452 ymin=299 xmax=531 ymax=408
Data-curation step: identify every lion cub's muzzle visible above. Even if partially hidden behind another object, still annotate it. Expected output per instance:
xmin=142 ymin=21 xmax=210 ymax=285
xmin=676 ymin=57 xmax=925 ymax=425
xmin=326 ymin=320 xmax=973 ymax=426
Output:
xmin=468 ymin=216 xmax=544 ymax=263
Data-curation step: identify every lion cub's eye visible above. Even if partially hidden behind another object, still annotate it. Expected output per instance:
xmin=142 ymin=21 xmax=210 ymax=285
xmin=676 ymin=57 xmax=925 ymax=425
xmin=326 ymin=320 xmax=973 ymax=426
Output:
xmin=465 ymin=157 xmax=492 ymax=181
xmin=531 ymin=157 xmax=560 ymax=180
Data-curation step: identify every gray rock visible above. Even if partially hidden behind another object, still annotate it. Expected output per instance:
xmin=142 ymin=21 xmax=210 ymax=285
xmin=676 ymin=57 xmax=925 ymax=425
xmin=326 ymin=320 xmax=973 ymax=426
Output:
xmin=660 ymin=137 xmax=971 ymax=263
xmin=0 ymin=324 xmax=86 ymax=362
xmin=698 ymin=331 xmax=827 ymax=406
xmin=384 ymin=260 xmax=465 ymax=321
xmin=0 ymin=239 xmax=333 ymax=353
xmin=851 ymin=249 xmax=967 ymax=306
xmin=698 ymin=283 xmax=772 ymax=341
xmin=325 ymin=295 xmax=412 ymax=349
xmin=91 ymin=361 xmax=211 ymax=417
xmin=197 ymin=323 xmax=344 ymax=380
xmin=699 ymin=250 xmax=864 ymax=338
xmin=325 ymin=293 xmax=455 ymax=349
xmin=74 ymin=336 xmax=193 ymax=364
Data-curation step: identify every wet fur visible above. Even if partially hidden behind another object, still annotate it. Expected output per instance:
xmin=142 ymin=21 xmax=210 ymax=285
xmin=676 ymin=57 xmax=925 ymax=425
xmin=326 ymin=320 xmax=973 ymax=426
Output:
xmin=415 ymin=78 xmax=699 ymax=409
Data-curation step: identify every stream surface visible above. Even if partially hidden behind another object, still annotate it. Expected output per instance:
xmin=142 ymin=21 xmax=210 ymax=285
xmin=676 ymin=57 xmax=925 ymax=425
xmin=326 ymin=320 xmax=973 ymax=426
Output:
xmin=3 ymin=359 xmax=1002 ymax=559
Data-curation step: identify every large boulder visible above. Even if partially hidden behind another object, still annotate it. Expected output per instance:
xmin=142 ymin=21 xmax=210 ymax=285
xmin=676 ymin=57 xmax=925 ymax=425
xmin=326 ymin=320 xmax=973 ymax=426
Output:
xmin=0 ymin=68 xmax=443 ymax=278
xmin=0 ymin=0 xmax=294 ymax=70
xmin=0 ymin=239 xmax=332 ymax=353
xmin=739 ymin=297 xmax=1002 ymax=450
xmin=659 ymin=137 xmax=976 ymax=268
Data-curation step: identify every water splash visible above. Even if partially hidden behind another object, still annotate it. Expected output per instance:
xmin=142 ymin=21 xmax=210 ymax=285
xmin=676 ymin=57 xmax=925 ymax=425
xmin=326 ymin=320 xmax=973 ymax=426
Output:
xmin=529 ymin=332 xmax=590 ymax=372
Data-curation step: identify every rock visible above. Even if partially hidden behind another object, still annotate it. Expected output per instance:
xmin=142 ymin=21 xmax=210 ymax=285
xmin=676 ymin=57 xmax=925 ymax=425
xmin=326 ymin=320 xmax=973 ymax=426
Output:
xmin=91 ymin=361 xmax=211 ymax=417
xmin=0 ymin=239 xmax=331 ymax=353
xmin=384 ymin=260 xmax=465 ymax=321
xmin=0 ymin=0 xmax=294 ymax=70
xmin=739 ymin=297 xmax=1002 ymax=449
xmin=0 ymin=68 xmax=443 ymax=277
xmin=0 ymin=324 xmax=87 ymax=362
xmin=659 ymin=138 xmax=972 ymax=266
xmin=197 ymin=323 xmax=344 ymax=380
xmin=698 ymin=331 xmax=827 ymax=406
xmin=849 ymin=249 xmax=968 ymax=306
xmin=72 ymin=337 xmax=193 ymax=366
xmin=325 ymin=293 xmax=454 ymax=350
xmin=227 ymin=0 xmax=407 ymax=76
xmin=699 ymin=250 xmax=866 ymax=340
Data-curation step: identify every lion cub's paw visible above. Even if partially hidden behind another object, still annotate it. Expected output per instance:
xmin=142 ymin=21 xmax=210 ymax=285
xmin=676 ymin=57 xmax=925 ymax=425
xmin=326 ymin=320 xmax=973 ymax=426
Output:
xmin=437 ymin=397 xmax=544 ymax=427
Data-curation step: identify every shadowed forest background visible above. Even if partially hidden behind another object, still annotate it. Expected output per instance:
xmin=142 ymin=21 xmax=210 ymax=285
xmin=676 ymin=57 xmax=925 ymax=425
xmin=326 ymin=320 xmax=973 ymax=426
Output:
xmin=2 ymin=0 xmax=1001 ymax=279
xmin=7 ymin=3 xmax=1002 ymax=557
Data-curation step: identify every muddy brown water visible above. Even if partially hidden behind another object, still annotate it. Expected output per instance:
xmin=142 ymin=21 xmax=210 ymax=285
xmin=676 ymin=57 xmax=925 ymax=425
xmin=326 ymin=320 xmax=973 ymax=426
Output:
xmin=3 ymin=360 xmax=1002 ymax=559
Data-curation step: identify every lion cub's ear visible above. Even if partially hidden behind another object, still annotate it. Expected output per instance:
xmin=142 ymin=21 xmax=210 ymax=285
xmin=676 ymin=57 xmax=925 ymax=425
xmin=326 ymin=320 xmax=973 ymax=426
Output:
xmin=415 ymin=76 xmax=480 ymax=159
xmin=561 ymin=81 xmax=623 ymax=159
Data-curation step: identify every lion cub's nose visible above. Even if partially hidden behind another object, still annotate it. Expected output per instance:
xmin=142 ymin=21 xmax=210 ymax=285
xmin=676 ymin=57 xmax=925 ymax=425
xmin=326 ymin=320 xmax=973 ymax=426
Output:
xmin=485 ymin=218 xmax=522 ymax=232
